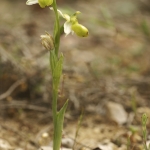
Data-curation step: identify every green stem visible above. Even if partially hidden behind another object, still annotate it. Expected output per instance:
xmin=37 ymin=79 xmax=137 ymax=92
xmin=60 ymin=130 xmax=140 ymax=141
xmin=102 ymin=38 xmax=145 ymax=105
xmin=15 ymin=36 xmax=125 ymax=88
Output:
xmin=51 ymin=1 xmax=66 ymax=150
xmin=52 ymin=0 xmax=60 ymax=57
xmin=52 ymin=80 xmax=59 ymax=150
xmin=52 ymin=86 xmax=58 ymax=121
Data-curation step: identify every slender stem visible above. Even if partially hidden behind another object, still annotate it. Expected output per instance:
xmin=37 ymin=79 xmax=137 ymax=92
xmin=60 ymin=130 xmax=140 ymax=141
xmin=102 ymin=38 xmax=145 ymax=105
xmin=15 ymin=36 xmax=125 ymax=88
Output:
xmin=52 ymin=75 xmax=60 ymax=150
xmin=52 ymin=0 xmax=60 ymax=57
xmin=51 ymin=1 xmax=66 ymax=150
xmin=52 ymin=86 xmax=58 ymax=120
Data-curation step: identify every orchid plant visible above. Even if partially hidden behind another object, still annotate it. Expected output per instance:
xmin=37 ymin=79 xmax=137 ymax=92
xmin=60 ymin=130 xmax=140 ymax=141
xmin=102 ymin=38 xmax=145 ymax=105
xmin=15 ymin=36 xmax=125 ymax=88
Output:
xmin=26 ymin=0 xmax=88 ymax=150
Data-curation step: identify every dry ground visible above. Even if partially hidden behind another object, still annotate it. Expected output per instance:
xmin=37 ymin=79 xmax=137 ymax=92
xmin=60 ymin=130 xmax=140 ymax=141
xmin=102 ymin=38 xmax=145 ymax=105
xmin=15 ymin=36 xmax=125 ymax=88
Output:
xmin=0 ymin=0 xmax=150 ymax=149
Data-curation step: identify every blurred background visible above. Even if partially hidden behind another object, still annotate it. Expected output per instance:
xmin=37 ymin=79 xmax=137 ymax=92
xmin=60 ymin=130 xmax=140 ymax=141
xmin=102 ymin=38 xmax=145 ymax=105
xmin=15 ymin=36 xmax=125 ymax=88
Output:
xmin=0 ymin=0 xmax=150 ymax=149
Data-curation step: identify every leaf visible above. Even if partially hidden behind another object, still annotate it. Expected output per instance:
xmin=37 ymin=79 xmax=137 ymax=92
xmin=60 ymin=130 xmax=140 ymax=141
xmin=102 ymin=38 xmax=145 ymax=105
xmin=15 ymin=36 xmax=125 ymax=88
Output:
xmin=50 ymin=50 xmax=58 ymax=73
xmin=56 ymin=99 xmax=68 ymax=134
xmin=53 ymin=99 xmax=68 ymax=150
xmin=53 ymin=53 xmax=64 ymax=89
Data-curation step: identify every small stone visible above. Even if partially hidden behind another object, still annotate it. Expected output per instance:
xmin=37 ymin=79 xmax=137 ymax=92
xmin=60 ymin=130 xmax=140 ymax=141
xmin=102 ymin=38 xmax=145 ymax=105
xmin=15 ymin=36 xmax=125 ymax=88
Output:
xmin=61 ymin=137 xmax=74 ymax=148
xmin=97 ymin=140 xmax=117 ymax=150
xmin=105 ymin=101 xmax=128 ymax=125
xmin=0 ymin=139 xmax=12 ymax=150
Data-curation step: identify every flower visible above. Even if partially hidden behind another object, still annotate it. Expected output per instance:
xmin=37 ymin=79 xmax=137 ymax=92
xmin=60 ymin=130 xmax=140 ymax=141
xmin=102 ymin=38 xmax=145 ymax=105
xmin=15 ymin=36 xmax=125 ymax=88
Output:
xmin=50 ymin=8 xmax=89 ymax=37
xmin=26 ymin=0 xmax=53 ymax=8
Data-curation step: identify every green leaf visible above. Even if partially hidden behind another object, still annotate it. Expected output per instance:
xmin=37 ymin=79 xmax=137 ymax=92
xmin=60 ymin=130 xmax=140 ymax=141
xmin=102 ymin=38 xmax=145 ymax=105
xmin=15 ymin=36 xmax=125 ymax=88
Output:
xmin=53 ymin=99 xmax=68 ymax=150
xmin=53 ymin=18 xmax=58 ymax=40
xmin=57 ymin=99 xmax=68 ymax=128
xmin=50 ymin=50 xmax=58 ymax=73
xmin=53 ymin=53 xmax=63 ymax=89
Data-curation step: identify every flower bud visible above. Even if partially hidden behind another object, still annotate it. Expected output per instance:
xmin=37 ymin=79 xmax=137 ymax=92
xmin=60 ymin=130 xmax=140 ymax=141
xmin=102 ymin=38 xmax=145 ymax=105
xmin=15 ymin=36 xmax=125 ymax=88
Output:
xmin=38 ymin=0 xmax=53 ymax=8
xmin=71 ymin=23 xmax=89 ymax=37
xmin=41 ymin=33 xmax=54 ymax=50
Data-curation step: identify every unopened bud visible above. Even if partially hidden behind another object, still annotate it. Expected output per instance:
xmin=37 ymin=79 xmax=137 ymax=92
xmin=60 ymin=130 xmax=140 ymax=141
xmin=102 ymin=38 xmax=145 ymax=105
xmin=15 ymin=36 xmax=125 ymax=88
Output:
xmin=41 ymin=33 xmax=54 ymax=50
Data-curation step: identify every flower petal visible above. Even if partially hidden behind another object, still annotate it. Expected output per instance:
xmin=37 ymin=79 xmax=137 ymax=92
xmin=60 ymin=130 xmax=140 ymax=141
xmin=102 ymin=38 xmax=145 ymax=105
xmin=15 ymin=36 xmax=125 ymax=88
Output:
xmin=26 ymin=0 xmax=38 ymax=5
xmin=63 ymin=14 xmax=70 ymax=21
xmin=50 ymin=8 xmax=70 ymax=21
xmin=64 ymin=21 xmax=72 ymax=36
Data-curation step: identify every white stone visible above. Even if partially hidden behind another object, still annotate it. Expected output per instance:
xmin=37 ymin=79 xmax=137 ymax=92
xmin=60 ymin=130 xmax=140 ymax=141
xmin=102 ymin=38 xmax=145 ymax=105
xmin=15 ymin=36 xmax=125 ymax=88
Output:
xmin=106 ymin=101 xmax=128 ymax=125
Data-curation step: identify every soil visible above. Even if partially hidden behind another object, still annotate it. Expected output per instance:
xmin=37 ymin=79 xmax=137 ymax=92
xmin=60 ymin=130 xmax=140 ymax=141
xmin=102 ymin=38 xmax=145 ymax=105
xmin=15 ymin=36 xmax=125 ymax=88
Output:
xmin=0 ymin=0 xmax=150 ymax=150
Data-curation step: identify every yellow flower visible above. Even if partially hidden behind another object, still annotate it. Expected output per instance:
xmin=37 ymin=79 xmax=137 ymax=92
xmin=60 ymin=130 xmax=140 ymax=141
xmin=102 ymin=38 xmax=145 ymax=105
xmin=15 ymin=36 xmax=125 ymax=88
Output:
xmin=50 ymin=8 xmax=89 ymax=37
xmin=26 ymin=0 xmax=53 ymax=8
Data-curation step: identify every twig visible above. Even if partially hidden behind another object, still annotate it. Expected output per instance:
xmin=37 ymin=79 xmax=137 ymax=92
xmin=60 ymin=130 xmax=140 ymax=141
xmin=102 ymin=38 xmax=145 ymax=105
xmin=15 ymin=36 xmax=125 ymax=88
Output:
xmin=68 ymin=136 xmax=93 ymax=150
xmin=0 ymin=78 xmax=26 ymax=100
xmin=73 ymin=110 xmax=84 ymax=150
xmin=0 ymin=100 xmax=49 ymax=112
